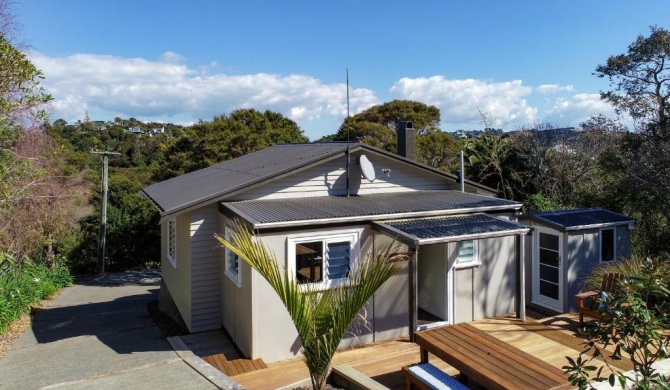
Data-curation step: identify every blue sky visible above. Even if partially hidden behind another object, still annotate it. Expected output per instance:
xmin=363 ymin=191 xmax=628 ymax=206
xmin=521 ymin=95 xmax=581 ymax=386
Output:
xmin=17 ymin=1 xmax=670 ymax=139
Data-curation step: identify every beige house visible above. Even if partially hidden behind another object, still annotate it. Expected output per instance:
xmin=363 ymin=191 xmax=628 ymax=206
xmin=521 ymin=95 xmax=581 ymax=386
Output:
xmin=141 ymin=123 xmax=530 ymax=363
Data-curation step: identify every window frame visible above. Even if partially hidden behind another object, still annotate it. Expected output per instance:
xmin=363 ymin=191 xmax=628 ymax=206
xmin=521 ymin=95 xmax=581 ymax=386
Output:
xmin=453 ymin=239 xmax=480 ymax=269
xmin=287 ymin=231 xmax=360 ymax=291
xmin=224 ymin=226 xmax=242 ymax=287
xmin=600 ymin=227 xmax=616 ymax=263
xmin=167 ymin=219 xmax=177 ymax=268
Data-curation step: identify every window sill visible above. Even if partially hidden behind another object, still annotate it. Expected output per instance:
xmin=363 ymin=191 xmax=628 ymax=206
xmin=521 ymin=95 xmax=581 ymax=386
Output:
xmin=225 ymin=270 xmax=242 ymax=288
xmin=453 ymin=262 xmax=481 ymax=270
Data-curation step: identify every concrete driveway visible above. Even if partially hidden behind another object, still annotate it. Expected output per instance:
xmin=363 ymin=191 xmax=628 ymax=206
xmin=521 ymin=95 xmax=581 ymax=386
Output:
xmin=0 ymin=270 xmax=218 ymax=390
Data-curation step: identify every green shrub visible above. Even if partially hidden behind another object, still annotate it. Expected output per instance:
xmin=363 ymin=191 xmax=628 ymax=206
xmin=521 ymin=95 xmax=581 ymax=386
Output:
xmin=0 ymin=253 xmax=73 ymax=333
xmin=581 ymin=256 xmax=646 ymax=291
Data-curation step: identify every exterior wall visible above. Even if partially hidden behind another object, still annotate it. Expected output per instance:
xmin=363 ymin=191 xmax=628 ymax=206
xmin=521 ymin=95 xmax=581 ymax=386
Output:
xmin=236 ymin=151 xmax=451 ymax=201
xmin=219 ymin=215 xmax=253 ymax=358
xmin=161 ymin=212 xmax=193 ymax=329
xmin=565 ymin=225 xmax=631 ymax=312
xmin=452 ymin=236 xmax=517 ymax=323
xmin=418 ymin=244 xmax=447 ymax=320
xmin=189 ymin=204 xmax=222 ymax=332
xmin=246 ymin=224 xmax=409 ymax=363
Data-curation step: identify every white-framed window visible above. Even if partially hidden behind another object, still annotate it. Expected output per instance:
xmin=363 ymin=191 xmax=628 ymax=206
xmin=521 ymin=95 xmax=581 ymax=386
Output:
xmin=454 ymin=240 xmax=479 ymax=268
xmin=167 ymin=219 xmax=177 ymax=268
xmin=224 ymin=226 xmax=242 ymax=287
xmin=287 ymin=232 xmax=359 ymax=290
xmin=600 ymin=228 xmax=616 ymax=262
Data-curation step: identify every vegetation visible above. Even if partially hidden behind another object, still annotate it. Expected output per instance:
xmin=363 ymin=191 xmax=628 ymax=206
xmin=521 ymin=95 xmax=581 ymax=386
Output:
xmin=0 ymin=253 xmax=72 ymax=333
xmin=215 ymin=222 xmax=407 ymax=390
xmin=564 ymin=257 xmax=670 ymax=390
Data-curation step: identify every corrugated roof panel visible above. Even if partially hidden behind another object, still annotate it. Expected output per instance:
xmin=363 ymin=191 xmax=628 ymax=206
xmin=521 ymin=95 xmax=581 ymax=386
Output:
xmin=383 ymin=214 xmax=527 ymax=240
xmin=224 ymin=191 xmax=521 ymax=226
xmin=530 ymin=208 xmax=634 ymax=229
xmin=142 ymin=143 xmax=351 ymax=214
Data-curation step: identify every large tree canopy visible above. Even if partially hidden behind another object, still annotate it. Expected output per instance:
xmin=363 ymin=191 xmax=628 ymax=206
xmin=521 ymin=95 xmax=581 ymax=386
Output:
xmin=596 ymin=26 xmax=670 ymax=134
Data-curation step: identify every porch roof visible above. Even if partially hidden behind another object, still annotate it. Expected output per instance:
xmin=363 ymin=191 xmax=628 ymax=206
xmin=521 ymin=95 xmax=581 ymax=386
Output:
xmin=222 ymin=190 xmax=521 ymax=229
xmin=523 ymin=208 xmax=634 ymax=232
xmin=373 ymin=214 xmax=530 ymax=246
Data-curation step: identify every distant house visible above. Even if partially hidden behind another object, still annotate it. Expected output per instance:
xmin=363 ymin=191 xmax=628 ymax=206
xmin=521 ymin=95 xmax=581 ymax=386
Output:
xmin=520 ymin=208 xmax=634 ymax=313
xmin=149 ymin=127 xmax=165 ymax=136
xmin=128 ymin=126 xmax=143 ymax=135
xmin=141 ymin=122 xmax=533 ymax=363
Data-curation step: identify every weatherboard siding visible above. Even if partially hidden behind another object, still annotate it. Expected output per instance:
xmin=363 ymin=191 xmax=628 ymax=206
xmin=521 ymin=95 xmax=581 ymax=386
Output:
xmin=189 ymin=204 xmax=222 ymax=332
xmin=236 ymin=152 xmax=450 ymax=200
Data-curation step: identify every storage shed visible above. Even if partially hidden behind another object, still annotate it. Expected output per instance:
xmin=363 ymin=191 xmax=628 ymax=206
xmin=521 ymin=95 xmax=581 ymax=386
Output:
xmin=520 ymin=208 xmax=635 ymax=313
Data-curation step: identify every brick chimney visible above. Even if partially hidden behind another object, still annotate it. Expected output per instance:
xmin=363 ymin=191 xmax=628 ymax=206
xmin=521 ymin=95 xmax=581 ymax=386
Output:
xmin=397 ymin=121 xmax=416 ymax=160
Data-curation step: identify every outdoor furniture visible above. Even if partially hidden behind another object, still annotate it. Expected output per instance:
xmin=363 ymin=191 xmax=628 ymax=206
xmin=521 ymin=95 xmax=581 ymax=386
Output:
xmin=402 ymin=363 xmax=470 ymax=390
xmin=414 ymin=323 xmax=570 ymax=390
xmin=575 ymin=272 xmax=625 ymax=328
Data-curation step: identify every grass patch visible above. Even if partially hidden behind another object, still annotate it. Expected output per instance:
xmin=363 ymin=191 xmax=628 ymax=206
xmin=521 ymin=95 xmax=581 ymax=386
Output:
xmin=0 ymin=254 xmax=73 ymax=333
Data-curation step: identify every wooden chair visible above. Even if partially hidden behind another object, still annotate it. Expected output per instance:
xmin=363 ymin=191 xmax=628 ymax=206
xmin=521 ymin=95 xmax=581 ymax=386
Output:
xmin=575 ymin=272 xmax=625 ymax=328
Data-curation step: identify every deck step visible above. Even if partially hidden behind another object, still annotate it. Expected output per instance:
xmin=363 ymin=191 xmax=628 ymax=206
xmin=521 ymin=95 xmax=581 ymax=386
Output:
xmin=203 ymin=353 xmax=268 ymax=377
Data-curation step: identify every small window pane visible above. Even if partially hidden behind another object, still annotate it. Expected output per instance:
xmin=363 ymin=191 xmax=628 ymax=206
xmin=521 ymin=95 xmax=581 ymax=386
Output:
xmin=225 ymin=228 xmax=240 ymax=281
xmin=539 ymin=233 xmax=559 ymax=250
xmin=540 ymin=280 xmax=559 ymax=299
xmin=601 ymin=229 xmax=615 ymax=262
xmin=456 ymin=240 xmax=476 ymax=264
xmin=327 ymin=241 xmax=350 ymax=280
xmin=168 ymin=220 xmax=176 ymax=266
xmin=296 ymin=242 xmax=323 ymax=284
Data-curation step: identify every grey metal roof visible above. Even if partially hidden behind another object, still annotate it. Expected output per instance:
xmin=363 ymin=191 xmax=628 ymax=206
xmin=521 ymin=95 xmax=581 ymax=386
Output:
xmin=375 ymin=214 xmax=530 ymax=245
xmin=524 ymin=208 xmax=634 ymax=231
xmin=223 ymin=190 xmax=521 ymax=228
xmin=141 ymin=141 xmax=498 ymax=217
xmin=141 ymin=143 xmax=352 ymax=215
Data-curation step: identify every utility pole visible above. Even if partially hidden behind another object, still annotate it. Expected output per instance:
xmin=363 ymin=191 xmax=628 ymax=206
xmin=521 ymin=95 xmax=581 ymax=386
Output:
xmin=91 ymin=150 xmax=121 ymax=273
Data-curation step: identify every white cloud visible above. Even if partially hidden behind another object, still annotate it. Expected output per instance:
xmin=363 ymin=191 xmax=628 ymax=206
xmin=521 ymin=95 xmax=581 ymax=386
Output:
xmin=390 ymin=76 xmax=538 ymax=129
xmin=536 ymin=84 xmax=574 ymax=94
xmin=545 ymin=93 xmax=626 ymax=127
xmin=31 ymin=52 xmax=378 ymax=133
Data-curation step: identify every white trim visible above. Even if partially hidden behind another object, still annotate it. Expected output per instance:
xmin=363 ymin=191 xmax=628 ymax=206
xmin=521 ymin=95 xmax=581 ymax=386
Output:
xmin=167 ymin=219 xmax=177 ymax=268
xmin=531 ymin=226 xmax=563 ymax=312
xmin=286 ymin=231 xmax=360 ymax=291
xmin=599 ymin=227 xmax=616 ymax=263
xmin=224 ymin=226 xmax=242 ymax=287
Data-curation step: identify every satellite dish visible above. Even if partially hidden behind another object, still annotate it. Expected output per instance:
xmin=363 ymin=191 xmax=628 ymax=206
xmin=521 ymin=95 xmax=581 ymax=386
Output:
xmin=359 ymin=154 xmax=376 ymax=182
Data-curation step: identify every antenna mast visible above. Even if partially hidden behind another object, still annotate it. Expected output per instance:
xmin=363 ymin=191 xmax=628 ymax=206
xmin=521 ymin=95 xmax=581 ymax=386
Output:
xmin=346 ymin=69 xmax=351 ymax=196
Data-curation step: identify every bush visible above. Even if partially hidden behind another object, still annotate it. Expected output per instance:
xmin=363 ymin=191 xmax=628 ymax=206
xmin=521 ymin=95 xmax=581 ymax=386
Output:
xmin=564 ymin=257 xmax=670 ymax=389
xmin=0 ymin=253 xmax=73 ymax=333
xmin=581 ymin=256 xmax=646 ymax=291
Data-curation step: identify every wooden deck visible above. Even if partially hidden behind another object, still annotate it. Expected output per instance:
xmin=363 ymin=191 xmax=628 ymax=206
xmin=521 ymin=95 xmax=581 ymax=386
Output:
xmin=232 ymin=313 xmax=632 ymax=389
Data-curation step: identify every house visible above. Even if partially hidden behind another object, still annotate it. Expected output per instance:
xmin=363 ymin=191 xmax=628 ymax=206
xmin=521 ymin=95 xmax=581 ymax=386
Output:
xmin=520 ymin=208 xmax=634 ymax=313
xmin=128 ymin=126 xmax=143 ymax=134
xmin=141 ymin=122 xmax=531 ymax=363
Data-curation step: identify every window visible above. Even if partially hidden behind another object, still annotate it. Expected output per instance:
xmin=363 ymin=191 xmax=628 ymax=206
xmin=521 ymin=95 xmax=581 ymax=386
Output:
xmin=167 ymin=219 xmax=177 ymax=268
xmin=600 ymin=228 xmax=616 ymax=262
xmin=224 ymin=226 xmax=241 ymax=287
xmin=288 ymin=232 xmax=358 ymax=289
xmin=455 ymin=240 xmax=479 ymax=268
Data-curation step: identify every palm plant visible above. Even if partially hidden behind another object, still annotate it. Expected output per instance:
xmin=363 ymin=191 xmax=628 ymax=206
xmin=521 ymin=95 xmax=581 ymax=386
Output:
xmin=215 ymin=222 xmax=407 ymax=390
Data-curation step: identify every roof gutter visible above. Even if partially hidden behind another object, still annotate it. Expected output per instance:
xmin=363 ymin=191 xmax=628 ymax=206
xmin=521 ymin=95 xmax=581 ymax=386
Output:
xmin=224 ymin=203 xmax=522 ymax=230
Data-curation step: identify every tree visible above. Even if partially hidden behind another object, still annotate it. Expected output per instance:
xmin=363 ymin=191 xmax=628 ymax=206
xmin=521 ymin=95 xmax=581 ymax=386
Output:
xmin=416 ymin=130 xmax=463 ymax=172
xmin=216 ymin=222 xmax=407 ymax=390
xmin=465 ymin=134 xmax=522 ymax=200
xmin=595 ymin=26 xmax=670 ymax=135
xmin=353 ymin=100 xmax=441 ymax=135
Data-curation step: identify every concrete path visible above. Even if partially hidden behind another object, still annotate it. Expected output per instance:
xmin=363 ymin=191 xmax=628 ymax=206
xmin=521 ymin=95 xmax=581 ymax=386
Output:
xmin=0 ymin=270 xmax=218 ymax=390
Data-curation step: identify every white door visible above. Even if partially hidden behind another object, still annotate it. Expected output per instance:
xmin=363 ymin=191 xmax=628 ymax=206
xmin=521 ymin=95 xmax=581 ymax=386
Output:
xmin=533 ymin=227 xmax=563 ymax=311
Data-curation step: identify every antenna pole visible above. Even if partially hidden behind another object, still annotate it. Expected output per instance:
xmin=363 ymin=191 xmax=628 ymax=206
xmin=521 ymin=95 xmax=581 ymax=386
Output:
xmin=459 ymin=150 xmax=465 ymax=192
xmin=346 ymin=69 xmax=351 ymax=197
xmin=91 ymin=150 xmax=121 ymax=273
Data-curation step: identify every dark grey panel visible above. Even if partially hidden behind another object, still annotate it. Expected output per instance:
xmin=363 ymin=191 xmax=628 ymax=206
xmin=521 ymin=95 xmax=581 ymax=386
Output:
xmin=225 ymin=191 xmax=520 ymax=224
